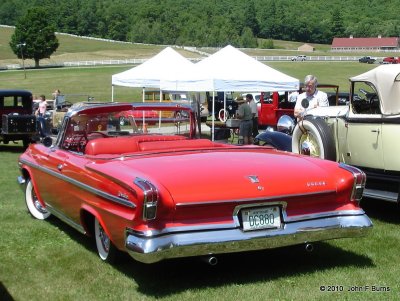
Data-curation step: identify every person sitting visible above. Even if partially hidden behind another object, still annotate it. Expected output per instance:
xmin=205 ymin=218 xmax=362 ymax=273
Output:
xmin=294 ymin=75 xmax=328 ymax=120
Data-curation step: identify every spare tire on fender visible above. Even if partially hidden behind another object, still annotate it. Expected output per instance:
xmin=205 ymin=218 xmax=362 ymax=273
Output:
xmin=292 ymin=116 xmax=336 ymax=161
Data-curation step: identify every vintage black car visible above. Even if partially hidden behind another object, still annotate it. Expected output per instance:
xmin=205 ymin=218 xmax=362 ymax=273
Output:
xmin=206 ymin=92 xmax=238 ymax=121
xmin=0 ymin=90 xmax=37 ymax=147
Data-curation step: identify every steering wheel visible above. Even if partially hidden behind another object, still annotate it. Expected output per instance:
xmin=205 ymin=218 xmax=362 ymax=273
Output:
xmin=368 ymin=93 xmax=378 ymax=103
xmin=87 ymin=131 xmax=108 ymax=139
xmin=368 ymin=93 xmax=380 ymax=113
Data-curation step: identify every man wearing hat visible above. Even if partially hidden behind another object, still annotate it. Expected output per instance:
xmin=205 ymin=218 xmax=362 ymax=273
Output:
xmin=235 ymin=96 xmax=253 ymax=144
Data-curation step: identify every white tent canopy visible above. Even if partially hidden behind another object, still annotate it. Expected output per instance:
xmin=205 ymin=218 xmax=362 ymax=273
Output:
xmin=111 ymin=47 xmax=195 ymax=101
xmin=161 ymin=45 xmax=299 ymax=92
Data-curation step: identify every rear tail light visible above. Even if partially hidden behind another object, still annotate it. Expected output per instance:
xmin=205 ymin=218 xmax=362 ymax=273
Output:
xmin=134 ymin=178 xmax=159 ymax=220
xmin=339 ymin=163 xmax=366 ymax=202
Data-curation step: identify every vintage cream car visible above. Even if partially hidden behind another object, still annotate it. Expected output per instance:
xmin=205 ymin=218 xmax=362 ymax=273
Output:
xmin=258 ymin=65 xmax=400 ymax=203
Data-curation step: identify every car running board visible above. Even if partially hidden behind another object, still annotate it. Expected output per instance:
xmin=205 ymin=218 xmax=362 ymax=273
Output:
xmin=363 ymin=188 xmax=399 ymax=203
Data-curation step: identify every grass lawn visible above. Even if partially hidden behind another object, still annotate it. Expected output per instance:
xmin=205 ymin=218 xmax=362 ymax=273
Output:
xmin=0 ymin=62 xmax=377 ymax=103
xmin=0 ymin=143 xmax=399 ymax=300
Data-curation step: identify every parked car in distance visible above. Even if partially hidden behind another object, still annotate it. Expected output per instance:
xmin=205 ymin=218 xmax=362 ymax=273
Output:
xmin=0 ymin=89 xmax=37 ymax=147
xmin=18 ymin=102 xmax=372 ymax=265
xmin=144 ymin=90 xmax=208 ymax=122
xmin=359 ymin=56 xmax=376 ymax=64
xmin=382 ymin=56 xmax=400 ymax=64
xmin=256 ymin=65 xmax=400 ymax=203
xmin=291 ymin=55 xmax=307 ymax=61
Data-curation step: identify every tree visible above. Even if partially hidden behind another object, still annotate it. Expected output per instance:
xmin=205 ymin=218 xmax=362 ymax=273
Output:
xmin=243 ymin=0 xmax=260 ymax=37
xmin=240 ymin=27 xmax=258 ymax=48
xmin=10 ymin=7 xmax=59 ymax=68
xmin=330 ymin=8 xmax=346 ymax=39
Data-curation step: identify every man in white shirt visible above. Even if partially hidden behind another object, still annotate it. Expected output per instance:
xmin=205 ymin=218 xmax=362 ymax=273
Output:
xmin=294 ymin=75 xmax=328 ymax=120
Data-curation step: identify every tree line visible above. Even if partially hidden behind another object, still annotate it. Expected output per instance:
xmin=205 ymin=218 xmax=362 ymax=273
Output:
xmin=2 ymin=0 xmax=400 ymax=49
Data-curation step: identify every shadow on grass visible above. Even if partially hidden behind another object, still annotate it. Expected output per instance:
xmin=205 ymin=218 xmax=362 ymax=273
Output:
xmin=0 ymin=282 xmax=14 ymax=301
xmin=123 ymin=244 xmax=373 ymax=298
xmin=361 ymin=197 xmax=400 ymax=225
xmin=47 ymin=217 xmax=373 ymax=298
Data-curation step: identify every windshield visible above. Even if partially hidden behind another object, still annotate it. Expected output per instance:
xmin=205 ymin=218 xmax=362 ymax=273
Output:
xmin=58 ymin=105 xmax=195 ymax=153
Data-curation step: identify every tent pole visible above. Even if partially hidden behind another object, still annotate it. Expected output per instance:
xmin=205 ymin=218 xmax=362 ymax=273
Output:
xmin=223 ymin=92 xmax=226 ymax=121
xmin=159 ymin=89 xmax=163 ymax=129
xmin=142 ymin=88 xmax=145 ymax=131
xmin=211 ymin=91 xmax=215 ymax=141
xmin=111 ymin=85 xmax=114 ymax=102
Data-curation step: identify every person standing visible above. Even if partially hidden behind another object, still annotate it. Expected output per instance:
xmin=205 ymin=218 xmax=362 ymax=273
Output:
xmin=294 ymin=75 xmax=328 ymax=120
xmin=246 ymin=94 xmax=258 ymax=138
xmin=236 ymin=96 xmax=253 ymax=145
xmin=35 ymin=95 xmax=48 ymax=137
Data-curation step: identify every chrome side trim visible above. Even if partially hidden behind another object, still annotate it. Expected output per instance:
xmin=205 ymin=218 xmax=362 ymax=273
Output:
xmin=125 ymin=214 xmax=373 ymax=264
xmin=18 ymin=159 xmax=135 ymax=209
xmin=175 ymin=190 xmax=336 ymax=208
xmin=45 ymin=203 xmax=86 ymax=234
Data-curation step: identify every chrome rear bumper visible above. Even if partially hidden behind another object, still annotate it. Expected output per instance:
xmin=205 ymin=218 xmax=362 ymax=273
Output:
xmin=125 ymin=213 xmax=372 ymax=263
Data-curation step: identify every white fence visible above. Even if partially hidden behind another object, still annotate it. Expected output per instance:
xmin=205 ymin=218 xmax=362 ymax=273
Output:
xmin=4 ymin=55 xmax=371 ymax=70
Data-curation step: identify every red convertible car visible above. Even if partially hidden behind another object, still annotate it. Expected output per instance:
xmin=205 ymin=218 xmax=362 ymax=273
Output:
xmin=18 ymin=102 xmax=372 ymax=264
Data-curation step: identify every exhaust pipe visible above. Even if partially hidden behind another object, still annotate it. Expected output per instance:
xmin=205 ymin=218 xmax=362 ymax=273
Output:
xmin=202 ymin=256 xmax=218 ymax=266
xmin=305 ymin=243 xmax=314 ymax=252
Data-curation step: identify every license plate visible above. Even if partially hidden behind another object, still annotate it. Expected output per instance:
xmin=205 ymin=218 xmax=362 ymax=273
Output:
xmin=241 ymin=206 xmax=281 ymax=231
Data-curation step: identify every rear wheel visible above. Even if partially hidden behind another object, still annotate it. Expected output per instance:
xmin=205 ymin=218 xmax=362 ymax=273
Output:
xmin=25 ymin=179 xmax=51 ymax=220
xmin=94 ymin=218 xmax=119 ymax=263
xmin=292 ymin=117 xmax=336 ymax=161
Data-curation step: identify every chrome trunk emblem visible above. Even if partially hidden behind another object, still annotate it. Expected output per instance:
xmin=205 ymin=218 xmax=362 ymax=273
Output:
xmin=248 ymin=175 xmax=259 ymax=183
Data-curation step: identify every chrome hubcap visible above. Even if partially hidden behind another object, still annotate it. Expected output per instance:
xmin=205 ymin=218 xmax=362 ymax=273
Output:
xmin=32 ymin=190 xmax=47 ymax=214
xmin=299 ymin=133 xmax=320 ymax=157
xmin=99 ymin=224 xmax=110 ymax=253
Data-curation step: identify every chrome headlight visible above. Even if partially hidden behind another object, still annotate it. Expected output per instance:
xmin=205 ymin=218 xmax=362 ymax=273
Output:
xmin=277 ymin=115 xmax=295 ymax=134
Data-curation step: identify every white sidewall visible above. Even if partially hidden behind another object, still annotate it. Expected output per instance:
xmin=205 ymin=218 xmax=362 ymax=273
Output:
xmin=25 ymin=180 xmax=50 ymax=220
xmin=94 ymin=218 xmax=109 ymax=261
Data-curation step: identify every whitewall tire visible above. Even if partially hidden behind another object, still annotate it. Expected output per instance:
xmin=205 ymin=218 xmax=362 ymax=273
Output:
xmin=94 ymin=218 xmax=119 ymax=263
xmin=292 ymin=117 xmax=336 ymax=161
xmin=25 ymin=179 xmax=51 ymax=220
